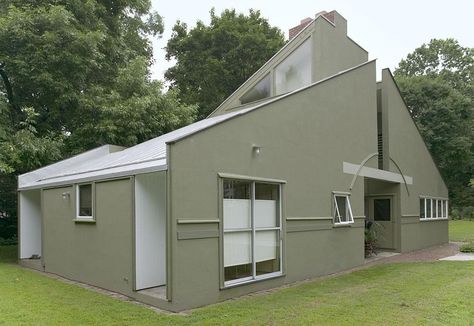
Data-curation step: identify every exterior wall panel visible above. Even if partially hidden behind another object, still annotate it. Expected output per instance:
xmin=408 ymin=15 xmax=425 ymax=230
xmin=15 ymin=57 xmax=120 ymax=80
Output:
xmin=42 ymin=179 xmax=133 ymax=295
xmin=381 ymin=69 xmax=448 ymax=252
xmin=168 ymin=61 xmax=377 ymax=309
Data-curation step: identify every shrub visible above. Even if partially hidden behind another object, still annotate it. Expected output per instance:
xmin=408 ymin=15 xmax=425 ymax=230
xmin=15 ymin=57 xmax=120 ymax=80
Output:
xmin=0 ymin=236 xmax=17 ymax=246
xmin=460 ymin=242 xmax=474 ymax=253
xmin=450 ymin=207 xmax=474 ymax=220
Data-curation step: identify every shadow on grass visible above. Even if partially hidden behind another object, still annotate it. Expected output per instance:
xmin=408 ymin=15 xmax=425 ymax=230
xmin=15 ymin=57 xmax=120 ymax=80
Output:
xmin=0 ymin=245 xmax=17 ymax=263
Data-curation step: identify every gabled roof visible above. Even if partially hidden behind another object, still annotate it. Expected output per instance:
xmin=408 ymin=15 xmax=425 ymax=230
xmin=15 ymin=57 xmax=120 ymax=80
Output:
xmin=18 ymin=60 xmax=374 ymax=191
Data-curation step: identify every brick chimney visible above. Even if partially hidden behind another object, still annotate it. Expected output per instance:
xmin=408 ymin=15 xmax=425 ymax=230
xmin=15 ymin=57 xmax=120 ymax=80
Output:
xmin=289 ymin=17 xmax=312 ymax=40
xmin=288 ymin=10 xmax=337 ymax=40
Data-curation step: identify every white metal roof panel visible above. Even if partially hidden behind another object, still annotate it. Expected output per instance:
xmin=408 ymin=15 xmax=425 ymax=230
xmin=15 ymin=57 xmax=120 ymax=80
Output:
xmin=18 ymin=106 xmax=256 ymax=190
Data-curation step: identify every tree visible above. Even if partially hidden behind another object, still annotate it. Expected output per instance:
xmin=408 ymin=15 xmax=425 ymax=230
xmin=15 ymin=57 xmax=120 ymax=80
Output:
xmin=394 ymin=39 xmax=474 ymax=209
xmin=0 ymin=0 xmax=163 ymax=136
xmin=69 ymin=57 xmax=196 ymax=150
xmin=396 ymin=38 xmax=473 ymax=91
xmin=0 ymin=0 xmax=197 ymax=240
xmin=165 ymin=8 xmax=285 ymax=119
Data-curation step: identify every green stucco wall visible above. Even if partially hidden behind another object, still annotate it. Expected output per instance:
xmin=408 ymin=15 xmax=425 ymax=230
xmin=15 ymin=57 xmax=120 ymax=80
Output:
xmin=312 ymin=12 xmax=368 ymax=83
xmin=166 ymin=61 xmax=377 ymax=310
xmin=42 ymin=178 xmax=134 ymax=295
xmin=380 ymin=69 xmax=449 ymax=252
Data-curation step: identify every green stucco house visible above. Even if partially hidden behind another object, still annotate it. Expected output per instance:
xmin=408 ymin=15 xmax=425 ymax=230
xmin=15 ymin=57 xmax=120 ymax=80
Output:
xmin=17 ymin=10 xmax=449 ymax=311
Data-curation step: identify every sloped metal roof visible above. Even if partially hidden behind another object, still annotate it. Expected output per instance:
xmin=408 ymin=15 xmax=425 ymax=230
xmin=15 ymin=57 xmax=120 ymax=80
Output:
xmin=18 ymin=106 xmax=256 ymax=190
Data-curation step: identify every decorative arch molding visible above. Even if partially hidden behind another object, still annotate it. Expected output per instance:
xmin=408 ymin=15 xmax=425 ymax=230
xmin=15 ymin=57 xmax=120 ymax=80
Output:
xmin=347 ymin=153 xmax=411 ymax=196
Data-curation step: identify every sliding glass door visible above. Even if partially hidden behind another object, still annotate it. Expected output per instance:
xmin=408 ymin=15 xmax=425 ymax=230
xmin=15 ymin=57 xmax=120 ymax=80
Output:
xmin=223 ymin=179 xmax=282 ymax=286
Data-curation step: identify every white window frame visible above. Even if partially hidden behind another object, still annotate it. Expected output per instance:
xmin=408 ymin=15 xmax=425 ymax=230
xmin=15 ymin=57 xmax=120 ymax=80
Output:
xmin=222 ymin=179 xmax=283 ymax=287
xmin=332 ymin=192 xmax=354 ymax=225
xmin=419 ymin=196 xmax=448 ymax=220
xmin=76 ymin=183 xmax=94 ymax=220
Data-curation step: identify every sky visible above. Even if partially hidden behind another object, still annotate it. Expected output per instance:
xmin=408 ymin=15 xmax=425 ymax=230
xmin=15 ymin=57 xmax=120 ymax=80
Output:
xmin=149 ymin=0 xmax=474 ymax=81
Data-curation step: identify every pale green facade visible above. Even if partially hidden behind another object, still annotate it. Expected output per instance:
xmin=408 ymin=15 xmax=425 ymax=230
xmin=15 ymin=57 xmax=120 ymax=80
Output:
xmin=18 ymin=10 xmax=448 ymax=312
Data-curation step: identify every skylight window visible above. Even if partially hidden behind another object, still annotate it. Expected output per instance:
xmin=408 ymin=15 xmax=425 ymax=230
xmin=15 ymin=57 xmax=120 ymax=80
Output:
xmin=275 ymin=38 xmax=312 ymax=95
xmin=240 ymin=74 xmax=271 ymax=105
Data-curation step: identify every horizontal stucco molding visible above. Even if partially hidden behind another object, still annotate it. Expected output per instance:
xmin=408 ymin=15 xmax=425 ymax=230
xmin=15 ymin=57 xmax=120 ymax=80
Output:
xmin=177 ymin=219 xmax=220 ymax=224
xmin=177 ymin=230 xmax=219 ymax=240
xmin=343 ymin=162 xmax=413 ymax=184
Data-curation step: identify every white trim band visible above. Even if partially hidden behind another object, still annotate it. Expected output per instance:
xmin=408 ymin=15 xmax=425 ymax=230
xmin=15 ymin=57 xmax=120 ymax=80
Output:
xmin=343 ymin=162 xmax=413 ymax=185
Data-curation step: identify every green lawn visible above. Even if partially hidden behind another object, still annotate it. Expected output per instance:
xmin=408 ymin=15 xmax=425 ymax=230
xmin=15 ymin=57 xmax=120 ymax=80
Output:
xmin=449 ymin=220 xmax=474 ymax=242
xmin=1 ymin=246 xmax=474 ymax=325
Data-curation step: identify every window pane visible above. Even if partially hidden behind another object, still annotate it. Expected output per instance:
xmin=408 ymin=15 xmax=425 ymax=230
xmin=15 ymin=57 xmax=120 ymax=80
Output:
xmin=223 ymin=199 xmax=251 ymax=229
xmin=255 ymin=183 xmax=278 ymax=200
xmin=223 ymin=180 xmax=250 ymax=199
xmin=374 ymin=199 xmax=391 ymax=221
xmin=240 ymin=74 xmax=271 ymax=104
xmin=437 ymin=200 xmax=442 ymax=218
xmin=255 ymin=230 xmax=280 ymax=276
xmin=223 ymin=180 xmax=251 ymax=230
xmin=78 ymin=184 xmax=92 ymax=217
xmin=224 ymin=263 xmax=252 ymax=282
xmin=426 ymin=199 xmax=432 ymax=218
xmin=255 ymin=183 xmax=279 ymax=228
xmin=224 ymin=232 xmax=252 ymax=266
xmin=335 ymin=196 xmax=347 ymax=222
xmin=275 ymin=38 xmax=312 ymax=95
xmin=420 ymin=198 xmax=425 ymax=219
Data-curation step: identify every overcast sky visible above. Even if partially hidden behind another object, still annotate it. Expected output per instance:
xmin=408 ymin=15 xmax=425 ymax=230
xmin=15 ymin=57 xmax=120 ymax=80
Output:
xmin=149 ymin=0 xmax=474 ymax=81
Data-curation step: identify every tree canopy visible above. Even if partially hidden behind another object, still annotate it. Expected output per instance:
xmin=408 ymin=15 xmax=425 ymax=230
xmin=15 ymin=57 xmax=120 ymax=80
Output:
xmin=0 ymin=0 xmax=196 ymax=240
xmin=394 ymin=38 xmax=474 ymax=209
xmin=0 ymin=0 xmax=196 ymax=165
xmin=165 ymin=8 xmax=285 ymax=119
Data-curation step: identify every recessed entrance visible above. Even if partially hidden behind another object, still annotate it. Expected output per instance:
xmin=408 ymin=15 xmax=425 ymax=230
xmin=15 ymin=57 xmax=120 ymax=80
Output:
xmin=366 ymin=196 xmax=394 ymax=249
xmin=364 ymin=178 xmax=400 ymax=251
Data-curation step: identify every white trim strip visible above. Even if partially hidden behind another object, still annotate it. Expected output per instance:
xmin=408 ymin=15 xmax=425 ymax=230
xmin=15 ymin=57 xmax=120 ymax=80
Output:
xmin=343 ymin=162 xmax=413 ymax=184
xmin=218 ymin=173 xmax=287 ymax=184
xmin=18 ymin=164 xmax=167 ymax=191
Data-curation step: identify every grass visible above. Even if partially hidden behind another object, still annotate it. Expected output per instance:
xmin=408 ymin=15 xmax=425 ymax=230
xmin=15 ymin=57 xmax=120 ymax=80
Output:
xmin=1 ymin=246 xmax=474 ymax=325
xmin=449 ymin=220 xmax=474 ymax=242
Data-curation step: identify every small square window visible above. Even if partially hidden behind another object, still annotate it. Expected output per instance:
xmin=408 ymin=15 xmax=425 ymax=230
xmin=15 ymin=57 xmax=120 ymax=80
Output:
xmin=333 ymin=194 xmax=354 ymax=224
xmin=374 ymin=198 xmax=391 ymax=221
xmin=77 ymin=184 xmax=93 ymax=219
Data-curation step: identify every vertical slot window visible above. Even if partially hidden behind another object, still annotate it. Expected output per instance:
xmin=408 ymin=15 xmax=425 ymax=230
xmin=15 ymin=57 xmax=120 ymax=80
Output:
xmin=76 ymin=184 xmax=93 ymax=219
